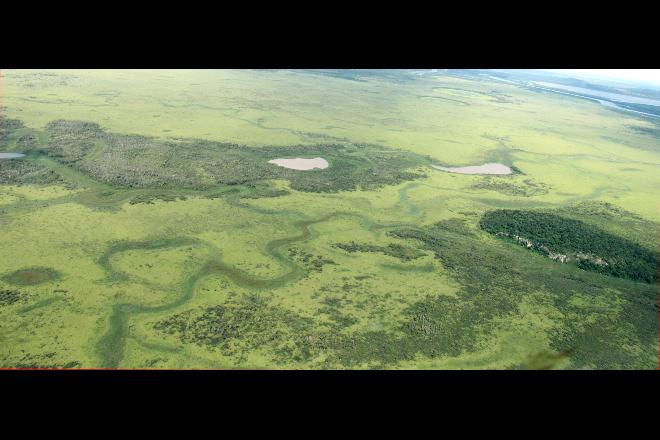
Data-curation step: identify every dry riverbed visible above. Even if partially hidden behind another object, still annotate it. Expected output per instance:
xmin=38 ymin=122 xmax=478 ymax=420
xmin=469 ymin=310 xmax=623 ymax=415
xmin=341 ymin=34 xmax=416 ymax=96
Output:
xmin=431 ymin=163 xmax=512 ymax=175
xmin=0 ymin=153 xmax=26 ymax=159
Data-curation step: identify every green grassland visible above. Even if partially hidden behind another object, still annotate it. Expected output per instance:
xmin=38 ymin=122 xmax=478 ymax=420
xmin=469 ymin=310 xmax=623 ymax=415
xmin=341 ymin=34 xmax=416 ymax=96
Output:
xmin=0 ymin=69 xmax=658 ymax=369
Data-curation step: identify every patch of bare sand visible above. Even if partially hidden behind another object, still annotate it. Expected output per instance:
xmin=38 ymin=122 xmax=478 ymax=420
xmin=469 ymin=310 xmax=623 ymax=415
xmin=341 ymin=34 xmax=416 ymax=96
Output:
xmin=268 ymin=157 xmax=329 ymax=170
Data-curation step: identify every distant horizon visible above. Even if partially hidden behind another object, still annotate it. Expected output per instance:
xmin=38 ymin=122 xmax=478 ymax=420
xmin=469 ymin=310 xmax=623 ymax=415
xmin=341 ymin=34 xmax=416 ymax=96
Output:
xmin=542 ymin=69 xmax=660 ymax=87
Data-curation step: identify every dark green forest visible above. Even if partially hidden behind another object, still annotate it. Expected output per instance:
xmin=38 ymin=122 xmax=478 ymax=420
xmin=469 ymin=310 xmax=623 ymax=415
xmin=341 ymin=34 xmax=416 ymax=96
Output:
xmin=479 ymin=209 xmax=658 ymax=283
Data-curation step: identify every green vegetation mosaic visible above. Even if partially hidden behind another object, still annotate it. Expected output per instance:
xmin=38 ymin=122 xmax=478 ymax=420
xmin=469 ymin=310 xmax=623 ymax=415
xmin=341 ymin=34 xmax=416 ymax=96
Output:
xmin=0 ymin=69 xmax=657 ymax=369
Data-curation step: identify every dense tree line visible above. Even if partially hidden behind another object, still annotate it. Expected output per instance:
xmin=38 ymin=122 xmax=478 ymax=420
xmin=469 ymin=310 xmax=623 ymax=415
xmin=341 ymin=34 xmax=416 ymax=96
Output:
xmin=479 ymin=209 xmax=658 ymax=283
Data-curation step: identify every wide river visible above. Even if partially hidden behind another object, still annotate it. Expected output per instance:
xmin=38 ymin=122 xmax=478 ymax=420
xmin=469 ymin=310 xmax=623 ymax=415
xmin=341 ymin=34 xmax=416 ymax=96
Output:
xmin=529 ymin=82 xmax=660 ymax=119
xmin=533 ymin=82 xmax=660 ymax=107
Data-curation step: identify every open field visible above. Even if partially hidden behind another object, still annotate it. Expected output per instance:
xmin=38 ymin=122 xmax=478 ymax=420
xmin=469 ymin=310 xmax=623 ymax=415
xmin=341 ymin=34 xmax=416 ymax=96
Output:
xmin=0 ymin=69 xmax=658 ymax=369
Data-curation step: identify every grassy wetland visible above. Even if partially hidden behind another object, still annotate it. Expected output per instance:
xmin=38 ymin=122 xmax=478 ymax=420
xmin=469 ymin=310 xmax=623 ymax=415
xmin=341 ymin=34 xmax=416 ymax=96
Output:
xmin=0 ymin=69 xmax=658 ymax=369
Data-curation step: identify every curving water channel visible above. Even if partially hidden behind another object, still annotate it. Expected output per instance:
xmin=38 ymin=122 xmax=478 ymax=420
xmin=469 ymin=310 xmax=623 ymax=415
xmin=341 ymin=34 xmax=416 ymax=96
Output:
xmin=95 ymin=212 xmax=363 ymax=367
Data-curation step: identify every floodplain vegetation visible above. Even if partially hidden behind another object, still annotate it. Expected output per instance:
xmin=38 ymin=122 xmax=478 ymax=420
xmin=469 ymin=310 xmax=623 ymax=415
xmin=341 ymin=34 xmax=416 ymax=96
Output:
xmin=0 ymin=70 xmax=658 ymax=370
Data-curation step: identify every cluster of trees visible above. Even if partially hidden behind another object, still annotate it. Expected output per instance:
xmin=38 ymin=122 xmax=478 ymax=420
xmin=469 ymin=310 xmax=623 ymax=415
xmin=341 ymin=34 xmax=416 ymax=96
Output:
xmin=471 ymin=177 xmax=550 ymax=197
xmin=0 ymin=115 xmax=24 ymax=143
xmin=44 ymin=120 xmax=105 ymax=165
xmin=287 ymin=247 xmax=336 ymax=272
xmin=256 ymin=143 xmax=427 ymax=193
xmin=39 ymin=119 xmax=428 ymax=194
xmin=128 ymin=193 xmax=187 ymax=205
xmin=8 ymin=353 xmax=80 ymax=369
xmin=0 ymin=289 xmax=21 ymax=306
xmin=0 ymin=115 xmax=431 ymax=195
xmin=0 ymin=159 xmax=64 ymax=185
xmin=154 ymin=295 xmax=318 ymax=364
xmin=334 ymin=241 xmax=425 ymax=261
xmin=479 ymin=209 xmax=658 ymax=283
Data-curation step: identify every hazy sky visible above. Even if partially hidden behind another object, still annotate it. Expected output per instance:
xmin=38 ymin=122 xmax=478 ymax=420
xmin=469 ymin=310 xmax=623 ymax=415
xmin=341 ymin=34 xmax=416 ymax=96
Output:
xmin=545 ymin=70 xmax=660 ymax=86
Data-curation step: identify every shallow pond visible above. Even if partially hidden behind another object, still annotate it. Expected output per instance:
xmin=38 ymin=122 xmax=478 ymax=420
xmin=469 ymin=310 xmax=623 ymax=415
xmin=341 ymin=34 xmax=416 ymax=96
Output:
xmin=431 ymin=163 xmax=512 ymax=175
xmin=0 ymin=152 xmax=26 ymax=159
xmin=3 ymin=267 xmax=60 ymax=286
xmin=268 ymin=157 xmax=329 ymax=170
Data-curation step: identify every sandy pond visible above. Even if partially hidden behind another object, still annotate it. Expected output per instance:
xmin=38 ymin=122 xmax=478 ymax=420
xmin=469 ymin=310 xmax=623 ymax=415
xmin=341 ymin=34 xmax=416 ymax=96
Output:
xmin=431 ymin=163 xmax=512 ymax=175
xmin=0 ymin=153 xmax=26 ymax=159
xmin=268 ymin=157 xmax=329 ymax=170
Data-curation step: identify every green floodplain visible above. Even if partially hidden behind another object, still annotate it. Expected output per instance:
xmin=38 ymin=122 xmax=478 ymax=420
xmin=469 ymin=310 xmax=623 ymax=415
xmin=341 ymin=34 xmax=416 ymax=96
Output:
xmin=0 ymin=69 xmax=658 ymax=369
